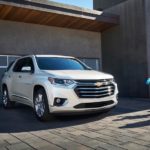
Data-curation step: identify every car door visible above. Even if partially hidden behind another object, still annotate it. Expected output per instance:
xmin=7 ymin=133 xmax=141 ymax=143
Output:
xmin=18 ymin=57 xmax=35 ymax=105
xmin=11 ymin=58 xmax=26 ymax=100
xmin=11 ymin=57 xmax=34 ymax=106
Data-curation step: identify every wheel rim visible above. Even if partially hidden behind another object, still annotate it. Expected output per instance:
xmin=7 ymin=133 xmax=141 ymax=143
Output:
xmin=34 ymin=94 xmax=45 ymax=117
xmin=3 ymin=90 xmax=8 ymax=106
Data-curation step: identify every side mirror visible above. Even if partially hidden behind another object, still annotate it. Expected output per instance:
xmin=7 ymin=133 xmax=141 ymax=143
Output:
xmin=21 ymin=66 xmax=32 ymax=73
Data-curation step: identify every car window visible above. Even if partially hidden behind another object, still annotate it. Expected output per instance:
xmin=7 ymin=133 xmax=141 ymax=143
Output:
xmin=36 ymin=57 xmax=90 ymax=70
xmin=13 ymin=57 xmax=34 ymax=73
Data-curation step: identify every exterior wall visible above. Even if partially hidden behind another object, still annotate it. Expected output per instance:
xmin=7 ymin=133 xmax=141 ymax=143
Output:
xmin=0 ymin=20 xmax=102 ymax=101
xmin=0 ymin=20 xmax=101 ymax=59
xmin=94 ymin=0 xmax=126 ymax=10
xmin=94 ymin=0 xmax=149 ymax=98
xmin=145 ymin=0 xmax=150 ymax=97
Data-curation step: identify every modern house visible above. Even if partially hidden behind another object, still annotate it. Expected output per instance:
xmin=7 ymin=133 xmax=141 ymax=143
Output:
xmin=0 ymin=0 xmax=150 ymax=98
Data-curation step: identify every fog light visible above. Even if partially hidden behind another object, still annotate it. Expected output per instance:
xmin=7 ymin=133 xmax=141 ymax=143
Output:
xmin=54 ymin=98 xmax=67 ymax=106
xmin=56 ymin=98 xmax=61 ymax=104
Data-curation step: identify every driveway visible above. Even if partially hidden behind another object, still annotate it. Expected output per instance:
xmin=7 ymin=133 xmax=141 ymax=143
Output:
xmin=0 ymin=98 xmax=150 ymax=150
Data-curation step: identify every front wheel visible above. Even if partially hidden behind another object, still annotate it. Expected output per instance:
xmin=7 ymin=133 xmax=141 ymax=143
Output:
xmin=2 ymin=87 xmax=15 ymax=109
xmin=33 ymin=88 xmax=51 ymax=121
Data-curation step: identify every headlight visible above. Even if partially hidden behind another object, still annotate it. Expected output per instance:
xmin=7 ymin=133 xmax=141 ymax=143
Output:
xmin=108 ymin=78 xmax=115 ymax=82
xmin=48 ymin=78 xmax=76 ymax=86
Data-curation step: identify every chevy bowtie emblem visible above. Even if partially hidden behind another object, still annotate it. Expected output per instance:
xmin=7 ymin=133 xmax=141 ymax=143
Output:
xmin=95 ymin=82 xmax=103 ymax=87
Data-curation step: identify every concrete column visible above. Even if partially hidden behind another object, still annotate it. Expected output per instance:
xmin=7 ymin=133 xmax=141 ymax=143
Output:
xmin=96 ymin=0 xmax=149 ymax=98
xmin=145 ymin=0 xmax=150 ymax=97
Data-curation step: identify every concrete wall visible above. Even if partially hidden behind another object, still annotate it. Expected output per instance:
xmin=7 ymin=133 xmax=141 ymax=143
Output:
xmin=0 ymin=20 xmax=101 ymax=59
xmin=145 ymin=0 xmax=150 ymax=85
xmin=0 ymin=20 xmax=102 ymax=102
xmin=94 ymin=0 xmax=149 ymax=98
xmin=94 ymin=0 xmax=126 ymax=10
xmin=145 ymin=0 xmax=150 ymax=97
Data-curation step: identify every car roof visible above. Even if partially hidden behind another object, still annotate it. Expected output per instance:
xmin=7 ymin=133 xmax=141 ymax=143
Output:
xmin=15 ymin=55 xmax=75 ymax=60
xmin=35 ymin=55 xmax=75 ymax=58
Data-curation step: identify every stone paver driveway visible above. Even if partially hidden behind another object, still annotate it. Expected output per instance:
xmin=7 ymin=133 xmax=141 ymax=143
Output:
xmin=0 ymin=98 xmax=150 ymax=150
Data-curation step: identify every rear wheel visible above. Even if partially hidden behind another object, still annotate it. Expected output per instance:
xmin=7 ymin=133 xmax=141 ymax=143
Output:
xmin=33 ymin=88 xmax=50 ymax=121
xmin=2 ymin=87 xmax=15 ymax=109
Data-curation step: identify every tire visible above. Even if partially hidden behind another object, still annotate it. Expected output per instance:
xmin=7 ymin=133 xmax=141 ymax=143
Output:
xmin=33 ymin=88 xmax=50 ymax=121
xmin=2 ymin=86 xmax=15 ymax=109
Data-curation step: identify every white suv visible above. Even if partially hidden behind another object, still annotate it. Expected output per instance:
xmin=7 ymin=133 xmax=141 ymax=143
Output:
xmin=1 ymin=55 xmax=118 ymax=121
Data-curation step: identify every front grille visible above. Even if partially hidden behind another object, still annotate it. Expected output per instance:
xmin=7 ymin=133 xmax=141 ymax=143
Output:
xmin=74 ymin=79 xmax=115 ymax=98
xmin=74 ymin=100 xmax=114 ymax=109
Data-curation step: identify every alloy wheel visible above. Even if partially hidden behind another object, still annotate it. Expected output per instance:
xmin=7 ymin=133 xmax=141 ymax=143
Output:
xmin=3 ymin=90 xmax=8 ymax=107
xmin=34 ymin=93 xmax=45 ymax=117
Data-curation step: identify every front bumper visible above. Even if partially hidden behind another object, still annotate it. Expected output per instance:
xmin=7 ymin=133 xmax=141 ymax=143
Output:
xmin=50 ymin=98 xmax=118 ymax=114
xmin=45 ymin=81 xmax=118 ymax=114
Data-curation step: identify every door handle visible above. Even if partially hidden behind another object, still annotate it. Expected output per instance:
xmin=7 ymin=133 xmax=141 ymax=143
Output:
xmin=18 ymin=75 xmax=22 ymax=78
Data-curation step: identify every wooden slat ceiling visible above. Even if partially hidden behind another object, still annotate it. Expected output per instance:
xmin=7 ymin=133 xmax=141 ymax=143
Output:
xmin=0 ymin=1 xmax=119 ymax=32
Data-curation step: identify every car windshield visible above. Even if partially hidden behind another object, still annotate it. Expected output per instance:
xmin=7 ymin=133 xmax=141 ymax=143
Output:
xmin=36 ymin=57 xmax=90 ymax=70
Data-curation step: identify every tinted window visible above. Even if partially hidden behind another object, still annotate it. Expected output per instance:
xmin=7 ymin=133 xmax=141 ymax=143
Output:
xmin=36 ymin=57 xmax=89 ymax=70
xmin=13 ymin=57 xmax=34 ymax=72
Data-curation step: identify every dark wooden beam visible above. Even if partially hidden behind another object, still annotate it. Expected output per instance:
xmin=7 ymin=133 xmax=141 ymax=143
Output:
xmin=0 ymin=0 xmax=119 ymax=32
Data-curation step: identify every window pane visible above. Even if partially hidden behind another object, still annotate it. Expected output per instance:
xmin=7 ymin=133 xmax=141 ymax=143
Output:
xmin=79 ymin=58 xmax=100 ymax=70
xmin=0 ymin=56 xmax=7 ymax=67
xmin=8 ymin=56 xmax=19 ymax=65
xmin=0 ymin=68 xmax=6 ymax=87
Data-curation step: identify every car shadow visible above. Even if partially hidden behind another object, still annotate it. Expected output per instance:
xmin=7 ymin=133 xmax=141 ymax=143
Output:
xmin=112 ymin=105 xmax=150 ymax=129
xmin=110 ymin=98 xmax=150 ymax=115
xmin=1 ymin=98 xmax=150 ymax=133
xmin=119 ymin=120 xmax=150 ymax=128
xmin=113 ymin=114 xmax=150 ymax=121
xmin=0 ymin=103 xmax=111 ymax=133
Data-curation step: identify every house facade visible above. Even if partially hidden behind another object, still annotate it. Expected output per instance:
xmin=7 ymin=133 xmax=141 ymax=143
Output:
xmin=94 ymin=0 xmax=150 ymax=98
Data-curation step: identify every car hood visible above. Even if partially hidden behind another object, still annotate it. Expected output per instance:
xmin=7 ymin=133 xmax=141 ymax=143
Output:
xmin=42 ymin=70 xmax=113 ymax=80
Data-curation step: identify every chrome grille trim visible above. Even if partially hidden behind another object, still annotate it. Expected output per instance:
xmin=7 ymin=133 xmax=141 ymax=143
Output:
xmin=77 ymin=82 xmax=110 ymax=86
xmin=74 ymin=79 xmax=115 ymax=98
xmin=77 ymin=86 xmax=114 ymax=91
xmin=79 ymin=89 xmax=113 ymax=94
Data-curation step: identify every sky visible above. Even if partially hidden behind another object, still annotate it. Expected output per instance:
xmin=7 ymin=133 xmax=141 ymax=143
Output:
xmin=51 ymin=0 xmax=93 ymax=9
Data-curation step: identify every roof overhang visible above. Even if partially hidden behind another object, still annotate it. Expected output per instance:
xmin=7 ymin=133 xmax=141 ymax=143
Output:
xmin=0 ymin=0 xmax=119 ymax=32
